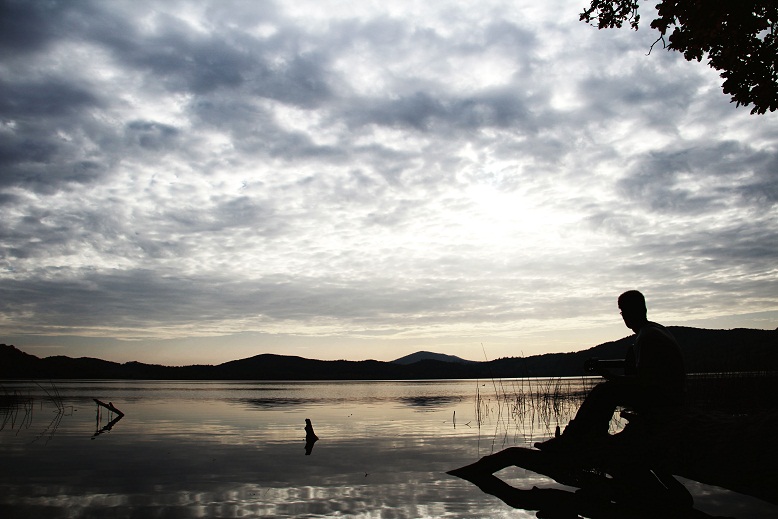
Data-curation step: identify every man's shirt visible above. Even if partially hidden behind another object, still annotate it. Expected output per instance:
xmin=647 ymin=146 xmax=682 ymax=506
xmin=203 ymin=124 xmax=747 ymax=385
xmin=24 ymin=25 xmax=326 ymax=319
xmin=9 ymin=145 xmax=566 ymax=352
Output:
xmin=627 ymin=321 xmax=685 ymax=403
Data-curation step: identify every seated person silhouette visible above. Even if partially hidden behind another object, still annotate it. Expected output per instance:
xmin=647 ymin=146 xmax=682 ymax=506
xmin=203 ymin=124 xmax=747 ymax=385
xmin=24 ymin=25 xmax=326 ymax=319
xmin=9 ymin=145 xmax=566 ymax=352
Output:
xmin=536 ymin=290 xmax=685 ymax=452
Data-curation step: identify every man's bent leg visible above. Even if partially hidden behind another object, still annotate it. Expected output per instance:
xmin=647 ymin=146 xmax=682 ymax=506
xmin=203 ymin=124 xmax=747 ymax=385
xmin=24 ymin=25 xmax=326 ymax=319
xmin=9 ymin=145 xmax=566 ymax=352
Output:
xmin=536 ymin=381 xmax=641 ymax=451
xmin=565 ymin=381 xmax=635 ymax=437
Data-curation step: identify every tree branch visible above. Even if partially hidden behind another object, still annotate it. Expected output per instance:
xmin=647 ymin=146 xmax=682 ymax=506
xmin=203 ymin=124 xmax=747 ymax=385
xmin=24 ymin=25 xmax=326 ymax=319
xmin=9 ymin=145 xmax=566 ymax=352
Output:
xmin=647 ymin=34 xmax=666 ymax=56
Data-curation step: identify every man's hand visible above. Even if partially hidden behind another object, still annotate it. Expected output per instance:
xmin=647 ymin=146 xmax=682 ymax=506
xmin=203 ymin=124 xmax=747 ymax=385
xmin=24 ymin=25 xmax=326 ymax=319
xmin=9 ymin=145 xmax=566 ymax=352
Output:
xmin=584 ymin=358 xmax=626 ymax=379
xmin=584 ymin=358 xmax=600 ymax=372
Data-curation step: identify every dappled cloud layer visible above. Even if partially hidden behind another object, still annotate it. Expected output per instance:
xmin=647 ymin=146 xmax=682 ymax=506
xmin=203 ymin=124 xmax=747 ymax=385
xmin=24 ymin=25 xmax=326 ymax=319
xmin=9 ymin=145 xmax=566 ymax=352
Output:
xmin=1 ymin=0 xmax=776 ymax=363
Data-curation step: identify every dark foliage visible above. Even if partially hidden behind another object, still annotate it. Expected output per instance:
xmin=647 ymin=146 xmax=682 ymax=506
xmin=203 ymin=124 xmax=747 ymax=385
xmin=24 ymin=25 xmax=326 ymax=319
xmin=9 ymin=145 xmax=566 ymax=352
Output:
xmin=581 ymin=1 xmax=778 ymax=114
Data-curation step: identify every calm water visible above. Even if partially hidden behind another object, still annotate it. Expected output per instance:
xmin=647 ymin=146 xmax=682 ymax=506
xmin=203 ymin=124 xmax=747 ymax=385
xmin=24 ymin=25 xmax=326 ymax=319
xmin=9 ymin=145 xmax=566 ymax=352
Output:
xmin=1 ymin=379 xmax=775 ymax=518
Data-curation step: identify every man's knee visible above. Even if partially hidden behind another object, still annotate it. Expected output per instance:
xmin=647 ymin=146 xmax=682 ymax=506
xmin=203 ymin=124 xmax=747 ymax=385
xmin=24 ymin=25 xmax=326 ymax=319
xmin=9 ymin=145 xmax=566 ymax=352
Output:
xmin=588 ymin=380 xmax=620 ymax=398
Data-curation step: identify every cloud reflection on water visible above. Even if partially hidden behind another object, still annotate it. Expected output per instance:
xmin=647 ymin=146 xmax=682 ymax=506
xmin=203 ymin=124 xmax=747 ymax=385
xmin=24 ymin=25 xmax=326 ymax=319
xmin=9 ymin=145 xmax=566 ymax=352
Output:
xmin=0 ymin=381 xmax=542 ymax=517
xmin=1 ymin=380 xmax=777 ymax=518
xmin=1 ymin=420 xmax=513 ymax=518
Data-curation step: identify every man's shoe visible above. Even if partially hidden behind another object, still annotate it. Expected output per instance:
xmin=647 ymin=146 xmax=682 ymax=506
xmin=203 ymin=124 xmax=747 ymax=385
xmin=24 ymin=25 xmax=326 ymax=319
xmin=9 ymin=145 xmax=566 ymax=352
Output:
xmin=535 ymin=427 xmax=609 ymax=454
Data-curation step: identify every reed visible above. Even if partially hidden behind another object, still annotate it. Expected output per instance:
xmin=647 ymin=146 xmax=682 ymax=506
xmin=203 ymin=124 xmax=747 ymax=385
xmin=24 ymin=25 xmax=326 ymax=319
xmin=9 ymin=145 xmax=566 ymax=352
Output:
xmin=0 ymin=383 xmax=35 ymax=433
xmin=0 ymin=381 xmax=70 ymax=442
xmin=474 ymin=376 xmax=595 ymax=449
xmin=35 ymin=380 xmax=65 ymax=412
xmin=475 ymin=370 xmax=778 ymax=453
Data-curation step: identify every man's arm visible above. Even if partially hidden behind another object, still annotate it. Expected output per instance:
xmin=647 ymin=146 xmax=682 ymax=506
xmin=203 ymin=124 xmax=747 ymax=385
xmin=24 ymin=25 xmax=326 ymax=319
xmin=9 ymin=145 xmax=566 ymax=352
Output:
xmin=584 ymin=358 xmax=629 ymax=380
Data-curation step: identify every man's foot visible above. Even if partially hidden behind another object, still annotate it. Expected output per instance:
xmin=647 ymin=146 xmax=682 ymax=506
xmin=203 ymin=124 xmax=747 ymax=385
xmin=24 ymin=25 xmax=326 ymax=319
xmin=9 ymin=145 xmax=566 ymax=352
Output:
xmin=535 ymin=422 xmax=578 ymax=452
xmin=534 ymin=426 xmax=608 ymax=453
xmin=534 ymin=433 xmax=581 ymax=452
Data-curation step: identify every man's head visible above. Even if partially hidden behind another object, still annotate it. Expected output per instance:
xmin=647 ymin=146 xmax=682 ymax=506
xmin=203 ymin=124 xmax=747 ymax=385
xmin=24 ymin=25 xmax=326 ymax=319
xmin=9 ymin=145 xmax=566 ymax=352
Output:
xmin=618 ymin=290 xmax=648 ymax=332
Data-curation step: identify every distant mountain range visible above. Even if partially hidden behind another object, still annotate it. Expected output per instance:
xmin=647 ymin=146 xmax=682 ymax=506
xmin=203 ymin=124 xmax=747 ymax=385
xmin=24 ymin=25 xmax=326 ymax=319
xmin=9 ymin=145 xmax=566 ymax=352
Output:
xmin=391 ymin=351 xmax=475 ymax=365
xmin=1 ymin=326 xmax=776 ymax=380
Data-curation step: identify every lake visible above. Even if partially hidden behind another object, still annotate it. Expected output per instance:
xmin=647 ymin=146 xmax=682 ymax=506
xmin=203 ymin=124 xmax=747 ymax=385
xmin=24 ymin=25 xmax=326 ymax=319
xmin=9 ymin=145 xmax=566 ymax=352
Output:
xmin=1 ymin=379 xmax=776 ymax=518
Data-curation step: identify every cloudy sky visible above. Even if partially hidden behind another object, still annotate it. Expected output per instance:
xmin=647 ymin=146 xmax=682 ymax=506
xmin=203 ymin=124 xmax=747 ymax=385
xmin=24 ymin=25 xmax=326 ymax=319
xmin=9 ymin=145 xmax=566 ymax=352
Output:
xmin=2 ymin=0 xmax=776 ymax=366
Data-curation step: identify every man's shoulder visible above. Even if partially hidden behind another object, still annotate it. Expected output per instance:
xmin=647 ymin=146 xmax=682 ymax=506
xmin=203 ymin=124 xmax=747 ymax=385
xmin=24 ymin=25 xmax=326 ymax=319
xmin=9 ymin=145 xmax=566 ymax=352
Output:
xmin=638 ymin=322 xmax=678 ymax=344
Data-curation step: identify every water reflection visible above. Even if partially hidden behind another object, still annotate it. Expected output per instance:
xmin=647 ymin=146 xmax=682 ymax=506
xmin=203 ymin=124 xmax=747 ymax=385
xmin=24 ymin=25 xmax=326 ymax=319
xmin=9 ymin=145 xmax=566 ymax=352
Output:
xmin=399 ymin=395 xmax=461 ymax=409
xmin=90 ymin=398 xmax=125 ymax=439
xmin=449 ymin=447 xmax=705 ymax=518
xmin=1 ymin=379 xmax=776 ymax=518
xmin=239 ymin=397 xmax=315 ymax=409
xmin=455 ymin=376 xmax=778 ymax=518
xmin=304 ymin=418 xmax=318 ymax=455
xmin=0 ymin=393 xmax=35 ymax=432
xmin=91 ymin=413 xmax=124 ymax=439
xmin=1 ymin=382 xmax=73 ymax=446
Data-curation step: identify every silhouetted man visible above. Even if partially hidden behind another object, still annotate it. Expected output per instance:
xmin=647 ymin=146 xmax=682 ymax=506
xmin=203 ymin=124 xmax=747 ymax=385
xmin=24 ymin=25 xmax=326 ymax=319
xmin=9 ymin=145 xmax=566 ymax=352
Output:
xmin=536 ymin=290 xmax=685 ymax=451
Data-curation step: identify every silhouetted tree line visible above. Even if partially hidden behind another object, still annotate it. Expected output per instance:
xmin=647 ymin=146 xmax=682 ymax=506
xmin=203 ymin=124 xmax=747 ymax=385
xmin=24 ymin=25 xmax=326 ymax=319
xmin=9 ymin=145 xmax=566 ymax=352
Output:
xmin=1 ymin=326 xmax=775 ymax=380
